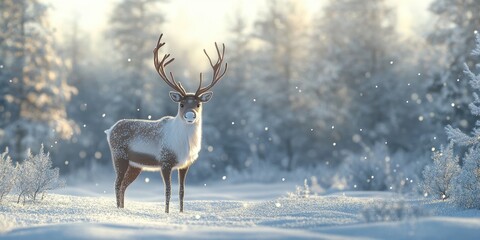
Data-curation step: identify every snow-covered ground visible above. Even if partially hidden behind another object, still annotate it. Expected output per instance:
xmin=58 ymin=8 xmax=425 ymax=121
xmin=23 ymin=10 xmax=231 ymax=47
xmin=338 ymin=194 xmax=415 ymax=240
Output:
xmin=1 ymin=178 xmax=480 ymax=239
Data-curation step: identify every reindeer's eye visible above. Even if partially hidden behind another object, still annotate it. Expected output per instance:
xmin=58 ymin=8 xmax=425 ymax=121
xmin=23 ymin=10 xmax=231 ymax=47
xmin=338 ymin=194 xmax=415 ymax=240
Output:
xmin=197 ymin=104 xmax=200 ymax=108
xmin=180 ymin=104 xmax=184 ymax=108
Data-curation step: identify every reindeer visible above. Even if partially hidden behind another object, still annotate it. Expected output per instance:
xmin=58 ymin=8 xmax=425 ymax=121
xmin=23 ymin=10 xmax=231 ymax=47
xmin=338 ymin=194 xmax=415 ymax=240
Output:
xmin=105 ymin=34 xmax=227 ymax=213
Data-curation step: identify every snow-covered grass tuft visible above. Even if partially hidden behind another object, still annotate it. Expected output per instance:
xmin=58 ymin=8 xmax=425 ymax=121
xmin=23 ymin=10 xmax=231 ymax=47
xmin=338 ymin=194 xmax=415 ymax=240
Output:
xmin=287 ymin=178 xmax=321 ymax=198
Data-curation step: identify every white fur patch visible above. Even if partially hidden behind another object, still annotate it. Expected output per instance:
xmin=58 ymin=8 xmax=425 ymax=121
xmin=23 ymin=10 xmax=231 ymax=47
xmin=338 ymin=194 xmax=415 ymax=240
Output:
xmin=129 ymin=161 xmax=162 ymax=172
xmin=130 ymin=138 xmax=159 ymax=158
xmin=164 ymin=116 xmax=202 ymax=168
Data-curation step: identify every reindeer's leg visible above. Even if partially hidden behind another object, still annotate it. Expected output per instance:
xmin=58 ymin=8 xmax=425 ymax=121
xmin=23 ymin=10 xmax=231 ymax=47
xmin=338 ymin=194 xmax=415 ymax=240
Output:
xmin=161 ymin=166 xmax=172 ymax=213
xmin=114 ymin=156 xmax=129 ymax=208
xmin=178 ymin=167 xmax=189 ymax=212
xmin=120 ymin=166 xmax=142 ymax=208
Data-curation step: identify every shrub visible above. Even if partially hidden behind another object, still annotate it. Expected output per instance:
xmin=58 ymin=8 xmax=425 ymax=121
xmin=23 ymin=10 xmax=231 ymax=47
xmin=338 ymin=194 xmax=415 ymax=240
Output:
xmin=15 ymin=144 xmax=64 ymax=203
xmin=422 ymin=142 xmax=460 ymax=200
xmin=0 ymin=148 xmax=15 ymax=201
xmin=451 ymin=147 xmax=480 ymax=209
xmin=338 ymin=142 xmax=420 ymax=192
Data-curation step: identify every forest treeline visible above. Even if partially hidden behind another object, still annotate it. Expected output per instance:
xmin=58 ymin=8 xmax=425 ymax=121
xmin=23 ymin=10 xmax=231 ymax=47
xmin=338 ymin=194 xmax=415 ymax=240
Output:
xmin=0 ymin=0 xmax=479 ymax=185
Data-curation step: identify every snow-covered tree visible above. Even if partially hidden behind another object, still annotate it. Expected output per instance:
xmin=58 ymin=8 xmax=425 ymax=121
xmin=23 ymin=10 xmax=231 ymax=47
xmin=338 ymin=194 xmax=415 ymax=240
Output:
xmin=0 ymin=0 xmax=77 ymax=159
xmin=427 ymin=0 xmax=480 ymax=129
xmin=55 ymin=16 xmax=113 ymax=171
xmin=446 ymin=35 xmax=480 ymax=146
xmin=199 ymin=11 xmax=261 ymax=175
xmin=451 ymin=147 xmax=480 ymax=208
xmin=252 ymin=0 xmax=312 ymax=171
xmin=15 ymin=144 xmax=64 ymax=203
xmin=445 ymin=33 xmax=480 ymax=208
xmin=309 ymin=0 xmax=431 ymax=158
xmin=422 ymin=142 xmax=460 ymax=200
xmin=106 ymin=0 xmax=165 ymax=119
xmin=0 ymin=147 xmax=15 ymax=201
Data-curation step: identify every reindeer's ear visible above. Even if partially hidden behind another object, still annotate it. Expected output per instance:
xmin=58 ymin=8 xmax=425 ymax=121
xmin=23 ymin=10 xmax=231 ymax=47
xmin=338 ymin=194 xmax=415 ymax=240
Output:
xmin=198 ymin=91 xmax=213 ymax=102
xmin=169 ymin=91 xmax=183 ymax=102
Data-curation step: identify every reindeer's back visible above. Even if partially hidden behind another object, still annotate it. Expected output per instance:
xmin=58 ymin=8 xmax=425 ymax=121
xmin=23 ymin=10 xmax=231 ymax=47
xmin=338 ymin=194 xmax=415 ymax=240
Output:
xmin=105 ymin=117 xmax=172 ymax=148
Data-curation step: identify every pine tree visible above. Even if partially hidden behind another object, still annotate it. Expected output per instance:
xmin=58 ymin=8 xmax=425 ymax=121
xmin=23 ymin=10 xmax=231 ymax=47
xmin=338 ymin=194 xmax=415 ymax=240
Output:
xmin=252 ymin=0 xmax=310 ymax=171
xmin=200 ymin=11 xmax=258 ymax=173
xmin=0 ymin=0 xmax=77 ymax=159
xmin=106 ymin=0 xmax=165 ymax=120
xmin=310 ymin=0 xmax=428 ymax=157
xmin=445 ymin=33 xmax=480 ymax=208
xmin=451 ymin=146 xmax=480 ymax=208
xmin=422 ymin=142 xmax=460 ymax=200
xmin=427 ymin=0 xmax=480 ymax=129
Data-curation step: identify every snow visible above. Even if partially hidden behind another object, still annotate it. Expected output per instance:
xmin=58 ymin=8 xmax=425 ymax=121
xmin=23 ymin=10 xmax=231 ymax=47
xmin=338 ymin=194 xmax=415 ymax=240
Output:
xmin=1 ymin=181 xmax=480 ymax=239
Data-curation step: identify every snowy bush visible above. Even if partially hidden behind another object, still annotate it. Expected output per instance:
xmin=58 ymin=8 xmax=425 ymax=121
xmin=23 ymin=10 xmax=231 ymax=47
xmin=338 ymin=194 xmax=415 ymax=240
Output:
xmin=444 ymin=33 xmax=480 ymax=209
xmin=451 ymin=148 xmax=480 ymax=209
xmin=362 ymin=200 xmax=429 ymax=223
xmin=15 ymin=144 xmax=64 ymax=203
xmin=337 ymin=143 xmax=420 ymax=192
xmin=422 ymin=142 xmax=460 ymax=200
xmin=0 ymin=148 xmax=15 ymax=201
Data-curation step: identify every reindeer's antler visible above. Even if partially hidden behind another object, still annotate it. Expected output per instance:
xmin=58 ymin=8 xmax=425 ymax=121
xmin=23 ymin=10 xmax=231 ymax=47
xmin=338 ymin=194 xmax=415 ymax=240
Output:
xmin=195 ymin=42 xmax=228 ymax=96
xmin=153 ymin=34 xmax=187 ymax=96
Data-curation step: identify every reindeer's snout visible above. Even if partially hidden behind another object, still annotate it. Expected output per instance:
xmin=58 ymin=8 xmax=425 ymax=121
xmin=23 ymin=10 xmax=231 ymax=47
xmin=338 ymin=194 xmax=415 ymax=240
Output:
xmin=184 ymin=111 xmax=196 ymax=124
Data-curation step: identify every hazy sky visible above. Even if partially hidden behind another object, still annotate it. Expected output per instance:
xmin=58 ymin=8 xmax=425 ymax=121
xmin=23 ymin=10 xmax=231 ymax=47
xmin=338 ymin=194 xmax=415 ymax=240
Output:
xmin=47 ymin=0 xmax=432 ymax=67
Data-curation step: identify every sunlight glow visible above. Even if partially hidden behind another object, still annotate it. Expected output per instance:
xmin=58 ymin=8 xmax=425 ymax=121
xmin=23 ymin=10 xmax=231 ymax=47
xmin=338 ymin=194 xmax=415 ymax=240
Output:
xmin=47 ymin=0 xmax=430 ymax=72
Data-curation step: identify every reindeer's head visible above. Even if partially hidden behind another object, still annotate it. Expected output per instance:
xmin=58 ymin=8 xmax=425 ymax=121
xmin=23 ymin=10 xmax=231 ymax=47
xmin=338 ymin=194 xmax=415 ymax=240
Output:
xmin=153 ymin=34 xmax=227 ymax=124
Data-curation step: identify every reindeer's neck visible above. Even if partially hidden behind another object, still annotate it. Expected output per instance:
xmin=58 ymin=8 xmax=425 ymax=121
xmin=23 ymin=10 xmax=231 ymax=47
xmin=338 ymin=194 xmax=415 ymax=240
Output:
xmin=166 ymin=114 xmax=202 ymax=164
